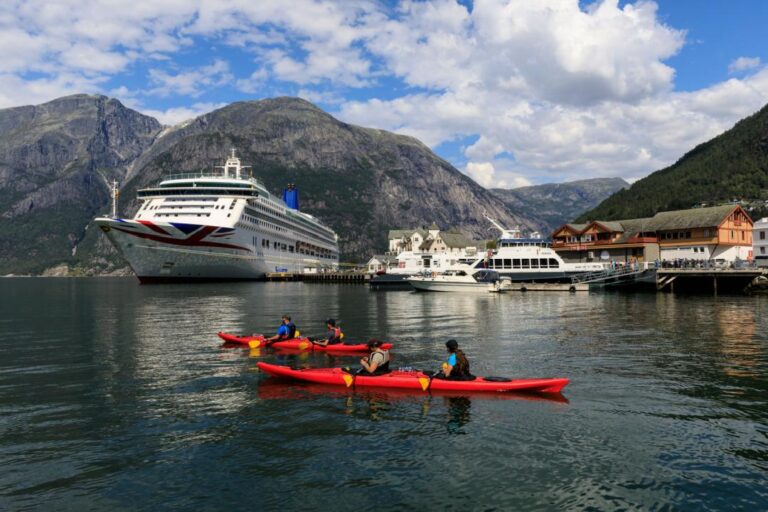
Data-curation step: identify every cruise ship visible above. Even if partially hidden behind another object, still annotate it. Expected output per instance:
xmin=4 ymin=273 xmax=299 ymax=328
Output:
xmin=95 ymin=150 xmax=339 ymax=282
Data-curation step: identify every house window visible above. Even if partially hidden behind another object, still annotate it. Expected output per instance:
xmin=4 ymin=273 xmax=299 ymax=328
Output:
xmin=761 ymin=231 xmax=766 ymax=240
xmin=762 ymin=247 xmax=766 ymax=254
xmin=731 ymin=230 xmax=735 ymax=239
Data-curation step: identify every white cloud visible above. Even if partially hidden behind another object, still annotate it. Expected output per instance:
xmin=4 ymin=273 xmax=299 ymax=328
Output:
xmin=728 ymin=56 xmax=761 ymax=74
xmin=336 ymin=1 xmax=768 ymax=188
xmin=139 ymin=102 xmax=225 ymax=125
xmin=0 ymin=0 xmax=767 ymax=191
xmin=465 ymin=162 xmax=496 ymax=187
xmin=147 ymin=60 xmax=233 ymax=97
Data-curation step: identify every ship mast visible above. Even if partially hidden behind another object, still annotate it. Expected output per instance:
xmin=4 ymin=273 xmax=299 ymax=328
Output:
xmin=111 ymin=180 xmax=119 ymax=218
xmin=215 ymin=148 xmax=251 ymax=179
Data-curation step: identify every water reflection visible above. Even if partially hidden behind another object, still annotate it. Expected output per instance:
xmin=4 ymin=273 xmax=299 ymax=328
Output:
xmin=445 ymin=396 xmax=471 ymax=434
xmin=716 ymin=304 xmax=761 ymax=378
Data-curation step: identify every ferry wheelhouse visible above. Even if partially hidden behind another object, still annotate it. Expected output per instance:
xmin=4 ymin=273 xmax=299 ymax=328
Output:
xmin=95 ymin=150 xmax=339 ymax=282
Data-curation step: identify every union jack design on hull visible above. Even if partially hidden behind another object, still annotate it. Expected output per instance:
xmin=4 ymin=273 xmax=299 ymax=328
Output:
xmin=109 ymin=220 xmax=251 ymax=252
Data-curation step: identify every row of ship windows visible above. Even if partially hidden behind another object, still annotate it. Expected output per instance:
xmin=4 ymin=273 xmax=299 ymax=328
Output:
xmin=241 ymin=214 xmax=286 ymax=234
xmin=244 ymin=206 xmax=334 ymax=246
xmin=487 ymin=258 xmax=561 ymax=269
xmin=251 ymin=197 xmax=334 ymax=240
xmin=246 ymin=233 xmax=335 ymax=258
xmin=155 ymin=213 xmax=212 ymax=218
xmin=141 ymin=199 xmax=238 ymax=212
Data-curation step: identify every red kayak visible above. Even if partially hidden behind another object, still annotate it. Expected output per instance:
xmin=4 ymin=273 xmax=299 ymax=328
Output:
xmin=256 ymin=362 xmax=569 ymax=394
xmin=257 ymin=380 xmax=569 ymax=403
xmin=217 ymin=332 xmax=393 ymax=353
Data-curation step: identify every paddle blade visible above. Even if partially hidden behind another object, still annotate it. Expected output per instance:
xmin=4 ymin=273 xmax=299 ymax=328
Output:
xmin=418 ymin=377 xmax=430 ymax=391
xmin=298 ymin=341 xmax=310 ymax=350
xmin=248 ymin=340 xmax=262 ymax=349
xmin=342 ymin=374 xmax=354 ymax=387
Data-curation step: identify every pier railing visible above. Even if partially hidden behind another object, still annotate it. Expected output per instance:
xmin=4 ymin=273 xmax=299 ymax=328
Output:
xmin=571 ymin=263 xmax=650 ymax=284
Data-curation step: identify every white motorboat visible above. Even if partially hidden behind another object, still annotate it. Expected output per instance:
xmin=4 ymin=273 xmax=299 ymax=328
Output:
xmin=407 ymin=267 xmax=511 ymax=292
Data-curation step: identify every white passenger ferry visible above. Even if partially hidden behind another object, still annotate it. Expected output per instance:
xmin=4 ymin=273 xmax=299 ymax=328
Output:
xmin=95 ymin=150 xmax=339 ymax=282
xmin=476 ymin=216 xmax=603 ymax=282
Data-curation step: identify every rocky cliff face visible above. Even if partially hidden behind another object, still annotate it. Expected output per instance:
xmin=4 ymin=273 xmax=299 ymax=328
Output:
xmin=0 ymin=94 xmax=161 ymax=274
xmin=490 ymin=177 xmax=629 ymax=235
xmin=0 ymin=95 xmax=617 ymax=275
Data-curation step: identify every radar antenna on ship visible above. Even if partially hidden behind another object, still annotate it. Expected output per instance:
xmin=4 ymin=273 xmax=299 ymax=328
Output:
xmin=215 ymin=148 xmax=251 ymax=179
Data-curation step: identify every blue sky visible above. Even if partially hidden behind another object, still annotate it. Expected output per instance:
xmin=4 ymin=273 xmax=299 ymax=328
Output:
xmin=1 ymin=1 xmax=767 ymax=189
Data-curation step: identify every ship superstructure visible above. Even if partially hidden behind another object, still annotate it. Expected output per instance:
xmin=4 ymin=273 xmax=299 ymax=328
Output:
xmin=95 ymin=150 xmax=339 ymax=282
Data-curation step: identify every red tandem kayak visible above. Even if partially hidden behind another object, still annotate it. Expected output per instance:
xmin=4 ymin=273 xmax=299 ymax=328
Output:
xmin=256 ymin=362 xmax=569 ymax=393
xmin=218 ymin=332 xmax=393 ymax=352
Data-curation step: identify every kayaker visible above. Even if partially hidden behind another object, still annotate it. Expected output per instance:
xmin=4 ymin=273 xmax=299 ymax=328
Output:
xmin=436 ymin=339 xmax=475 ymax=381
xmin=359 ymin=338 xmax=391 ymax=375
xmin=264 ymin=315 xmax=297 ymax=344
xmin=312 ymin=318 xmax=344 ymax=347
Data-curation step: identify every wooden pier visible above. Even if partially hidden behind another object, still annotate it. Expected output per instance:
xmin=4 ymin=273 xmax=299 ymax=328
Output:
xmin=656 ymin=268 xmax=765 ymax=294
xmin=510 ymin=282 xmax=588 ymax=292
xmin=266 ymin=272 xmax=370 ymax=283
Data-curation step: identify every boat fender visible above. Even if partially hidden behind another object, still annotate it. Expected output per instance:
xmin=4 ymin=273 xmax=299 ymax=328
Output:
xmin=569 ymin=286 xmax=576 ymax=293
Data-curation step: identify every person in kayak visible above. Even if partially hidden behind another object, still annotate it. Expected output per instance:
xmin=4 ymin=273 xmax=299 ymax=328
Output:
xmin=264 ymin=315 xmax=297 ymax=345
xmin=359 ymin=339 xmax=391 ymax=375
xmin=311 ymin=318 xmax=344 ymax=347
xmin=436 ymin=339 xmax=475 ymax=381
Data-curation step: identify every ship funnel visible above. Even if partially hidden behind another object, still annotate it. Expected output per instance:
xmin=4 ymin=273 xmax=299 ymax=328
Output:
xmin=282 ymin=183 xmax=300 ymax=210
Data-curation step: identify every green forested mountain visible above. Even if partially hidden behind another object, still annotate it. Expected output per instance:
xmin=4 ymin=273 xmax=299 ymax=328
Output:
xmin=578 ymin=102 xmax=768 ymax=222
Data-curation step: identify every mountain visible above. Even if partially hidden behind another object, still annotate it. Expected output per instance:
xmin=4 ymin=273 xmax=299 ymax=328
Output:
xmin=0 ymin=95 xmax=161 ymax=275
xmin=0 ymin=95 xmax=538 ymax=274
xmin=490 ymin=177 xmax=628 ymax=235
xmin=578 ymin=103 xmax=768 ymax=222
xmin=116 ymin=98 xmax=536 ymax=261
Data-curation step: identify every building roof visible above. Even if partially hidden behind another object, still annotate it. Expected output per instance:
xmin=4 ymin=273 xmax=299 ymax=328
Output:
xmin=388 ymin=229 xmax=413 ymax=240
xmin=440 ymin=232 xmax=474 ymax=248
xmin=592 ymin=221 xmax=624 ymax=232
xmin=611 ymin=218 xmax=655 ymax=243
xmin=645 ymin=204 xmax=738 ymax=231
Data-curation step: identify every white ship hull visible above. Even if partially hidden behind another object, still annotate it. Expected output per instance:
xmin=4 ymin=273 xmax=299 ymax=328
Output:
xmin=96 ymin=218 xmax=326 ymax=282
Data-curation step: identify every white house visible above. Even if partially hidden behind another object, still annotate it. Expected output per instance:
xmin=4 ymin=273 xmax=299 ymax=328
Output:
xmin=366 ymin=254 xmax=397 ymax=274
xmin=754 ymin=217 xmax=768 ymax=265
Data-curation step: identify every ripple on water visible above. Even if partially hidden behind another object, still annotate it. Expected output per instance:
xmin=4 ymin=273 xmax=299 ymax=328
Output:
xmin=1 ymin=280 xmax=767 ymax=510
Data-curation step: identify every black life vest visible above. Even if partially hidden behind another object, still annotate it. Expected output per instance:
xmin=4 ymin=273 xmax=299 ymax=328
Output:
xmin=328 ymin=326 xmax=342 ymax=345
xmin=453 ymin=349 xmax=471 ymax=376
xmin=287 ymin=322 xmax=297 ymax=339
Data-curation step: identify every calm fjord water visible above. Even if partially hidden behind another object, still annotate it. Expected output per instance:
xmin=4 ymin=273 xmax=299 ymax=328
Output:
xmin=1 ymin=278 xmax=767 ymax=511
